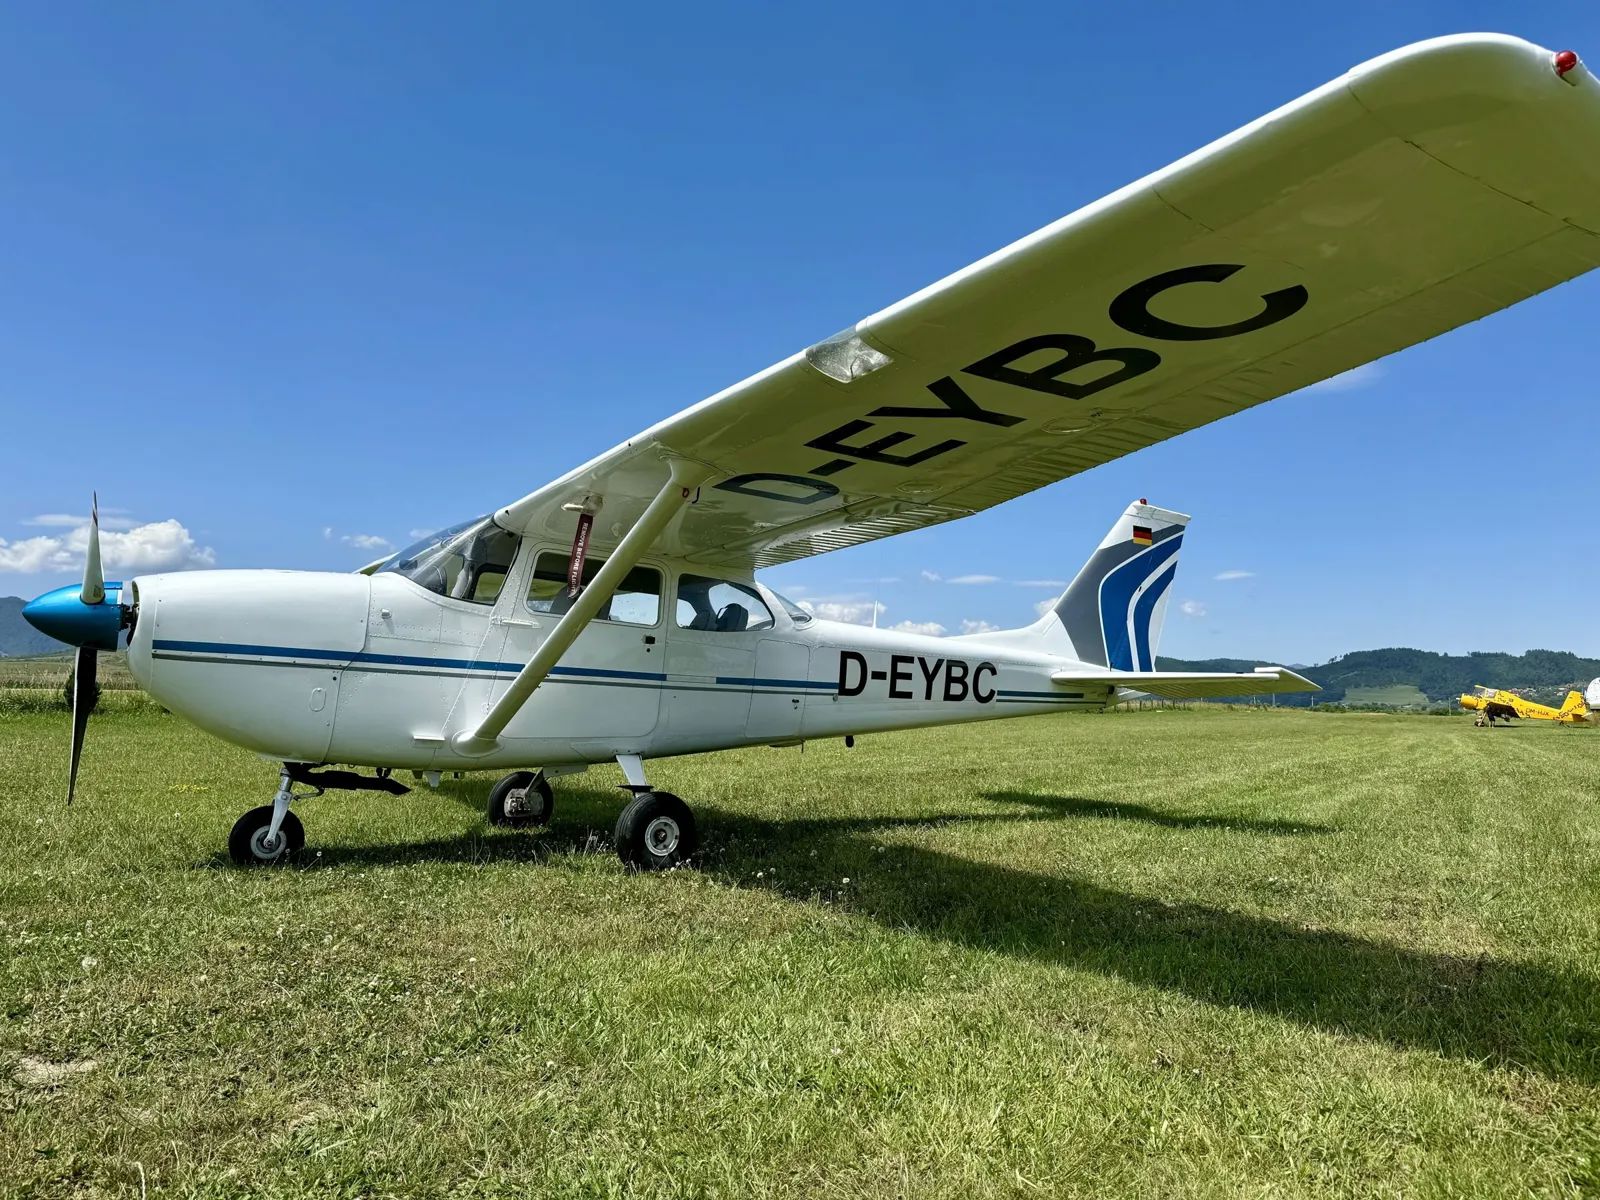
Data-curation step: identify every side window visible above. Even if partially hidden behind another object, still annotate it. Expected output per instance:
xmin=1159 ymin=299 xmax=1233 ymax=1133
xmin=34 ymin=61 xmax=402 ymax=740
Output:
xmin=526 ymin=551 xmax=661 ymax=626
xmin=676 ymin=575 xmax=775 ymax=633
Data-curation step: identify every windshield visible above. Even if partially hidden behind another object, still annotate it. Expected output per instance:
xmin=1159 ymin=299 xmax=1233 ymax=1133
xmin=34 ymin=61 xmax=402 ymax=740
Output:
xmin=377 ymin=516 xmax=518 ymax=604
xmin=768 ymin=588 xmax=813 ymax=625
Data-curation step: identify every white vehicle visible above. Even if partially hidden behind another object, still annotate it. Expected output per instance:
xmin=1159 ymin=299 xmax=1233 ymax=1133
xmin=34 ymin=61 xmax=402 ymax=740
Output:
xmin=24 ymin=34 xmax=1600 ymax=868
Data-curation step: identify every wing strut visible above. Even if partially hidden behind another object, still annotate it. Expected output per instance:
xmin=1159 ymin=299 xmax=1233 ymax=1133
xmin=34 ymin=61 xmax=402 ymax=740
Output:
xmin=452 ymin=459 xmax=715 ymax=753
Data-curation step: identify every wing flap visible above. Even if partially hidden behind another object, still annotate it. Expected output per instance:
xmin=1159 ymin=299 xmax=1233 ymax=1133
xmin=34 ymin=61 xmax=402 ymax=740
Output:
xmin=1050 ymin=667 xmax=1320 ymax=700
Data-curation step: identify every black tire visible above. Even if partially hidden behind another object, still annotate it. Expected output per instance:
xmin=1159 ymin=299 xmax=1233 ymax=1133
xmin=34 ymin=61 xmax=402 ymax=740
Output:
xmin=228 ymin=806 xmax=305 ymax=867
xmin=614 ymin=791 xmax=697 ymax=871
xmin=487 ymin=771 xmax=554 ymax=828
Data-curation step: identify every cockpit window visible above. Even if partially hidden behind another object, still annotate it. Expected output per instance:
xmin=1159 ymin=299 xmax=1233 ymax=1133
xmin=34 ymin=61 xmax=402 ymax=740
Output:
xmin=676 ymin=575 xmax=775 ymax=633
xmin=769 ymin=589 xmax=813 ymax=625
xmin=378 ymin=516 xmax=518 ymax=604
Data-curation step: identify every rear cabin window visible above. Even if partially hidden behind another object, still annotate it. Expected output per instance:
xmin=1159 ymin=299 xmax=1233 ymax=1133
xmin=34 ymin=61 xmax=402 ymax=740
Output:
xmin=526 ymin=552 xmax=662 ymax=626
xmin=675 ymin=575 xmax=775 ymax=633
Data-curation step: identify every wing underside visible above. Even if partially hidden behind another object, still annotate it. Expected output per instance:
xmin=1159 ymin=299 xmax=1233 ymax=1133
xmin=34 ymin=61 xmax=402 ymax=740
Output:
xmin=499 ymin=35 xmax=1600 ymax=568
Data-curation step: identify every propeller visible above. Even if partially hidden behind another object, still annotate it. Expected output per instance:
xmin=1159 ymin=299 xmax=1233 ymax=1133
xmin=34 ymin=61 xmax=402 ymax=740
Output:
xmin=67 ymin=645 xmax=97 ymax=805
xmin=20 ymin=495 xmax=140 ymax=803
xmin=66 ymin=498 xmax=106 ymax=805
xmin=82 ymin=495 xmax=105 ymax=606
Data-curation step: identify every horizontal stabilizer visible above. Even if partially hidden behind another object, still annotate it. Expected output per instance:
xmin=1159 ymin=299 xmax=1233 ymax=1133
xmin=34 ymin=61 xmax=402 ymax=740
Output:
xmin=1049 ymin=666 xmax=1318 ymax=699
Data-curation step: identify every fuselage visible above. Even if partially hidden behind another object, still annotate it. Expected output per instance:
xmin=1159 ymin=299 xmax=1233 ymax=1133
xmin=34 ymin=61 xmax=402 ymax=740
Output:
xmin=124 ymin=548 xmax=1112 ymax=772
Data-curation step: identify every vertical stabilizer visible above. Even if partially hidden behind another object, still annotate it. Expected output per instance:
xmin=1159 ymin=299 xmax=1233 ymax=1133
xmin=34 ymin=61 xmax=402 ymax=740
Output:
xmin=1047 ymin=500 xmax=1190 ymax=669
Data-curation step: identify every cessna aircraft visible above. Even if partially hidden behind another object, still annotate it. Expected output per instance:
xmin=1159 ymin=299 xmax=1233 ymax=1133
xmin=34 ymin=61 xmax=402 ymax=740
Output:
xmin=22 ymin=34 xmax=1600 ymax=868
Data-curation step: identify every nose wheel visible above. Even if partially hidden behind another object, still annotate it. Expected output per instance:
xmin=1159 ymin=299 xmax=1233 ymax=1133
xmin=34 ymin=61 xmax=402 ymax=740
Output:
xmin=228 ymin=806 xmax=306 ymax=866
xmin=487 ymin=770 xmax=555 ymax=828
xmin=614 ymin=791 xmax=697 ymax=871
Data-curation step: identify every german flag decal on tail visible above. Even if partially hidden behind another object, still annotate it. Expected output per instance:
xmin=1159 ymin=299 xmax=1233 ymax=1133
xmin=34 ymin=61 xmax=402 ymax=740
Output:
xmin=1131 ymin=525 xmax=1153 ymax=545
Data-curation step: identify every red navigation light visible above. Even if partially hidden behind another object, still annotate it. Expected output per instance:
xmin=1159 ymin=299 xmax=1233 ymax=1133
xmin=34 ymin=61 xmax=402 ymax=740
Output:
xmin=1555 ymin=49 xmax=1579 ymax=77
xmin=1138 ymin=497 xmax=1148 ymax=505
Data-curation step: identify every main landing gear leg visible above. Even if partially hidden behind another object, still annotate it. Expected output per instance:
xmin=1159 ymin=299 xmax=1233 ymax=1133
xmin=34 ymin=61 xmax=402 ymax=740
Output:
xmin=612 ymin=753 xmax=697 ymax=872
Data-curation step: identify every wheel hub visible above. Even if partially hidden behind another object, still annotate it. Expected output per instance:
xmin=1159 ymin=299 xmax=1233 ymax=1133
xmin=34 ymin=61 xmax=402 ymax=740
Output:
xmin=249 ymin=827 xmax=284 ymax=860
xmin=643 ymin=815 xmax=680 ymax=856
xmin=504 ymin=787 xmax=528 ymax=817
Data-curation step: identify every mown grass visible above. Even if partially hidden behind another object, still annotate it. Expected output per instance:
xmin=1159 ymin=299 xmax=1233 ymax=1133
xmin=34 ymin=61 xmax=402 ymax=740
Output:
xmin=1342 ymin=684 xmax=1431 ymax=708
xmin=2 ymin=708 xmax=1598 ymax=1197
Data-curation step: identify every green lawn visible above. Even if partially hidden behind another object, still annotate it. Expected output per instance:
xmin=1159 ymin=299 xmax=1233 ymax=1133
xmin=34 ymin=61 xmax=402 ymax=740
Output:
xmin=1341 ymin=684 xmax=1431 ymax=708
xmin=3 ymin=708 xmax=1598 ymax=1197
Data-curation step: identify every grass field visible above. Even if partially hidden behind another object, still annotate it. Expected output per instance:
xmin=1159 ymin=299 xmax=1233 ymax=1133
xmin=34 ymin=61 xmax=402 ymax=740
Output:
xmin=1341 ymin=684 xmax=1431 ymax=708
xmin=3 ymin=707 xmax=1599 ymax=1197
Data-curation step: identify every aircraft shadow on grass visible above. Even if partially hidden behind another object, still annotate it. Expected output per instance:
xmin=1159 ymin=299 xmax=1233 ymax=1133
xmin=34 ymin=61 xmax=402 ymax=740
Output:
xmin=308 ymin=781 xmax=1599 ymax=1087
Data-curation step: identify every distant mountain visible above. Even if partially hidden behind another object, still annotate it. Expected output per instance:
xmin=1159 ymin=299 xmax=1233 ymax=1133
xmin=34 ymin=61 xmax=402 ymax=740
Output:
xmin=1159 ymin=647 xmax=1600 ymax=707
xmin=0 ymin=596 xmax=63 ymax=658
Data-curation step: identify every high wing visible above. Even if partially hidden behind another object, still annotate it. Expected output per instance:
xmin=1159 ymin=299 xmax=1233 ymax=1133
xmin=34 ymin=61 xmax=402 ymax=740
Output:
xmin=497 ymin=34 xmax=1600 ymax=567
xmin=1051 ymin=667 xmax=1318 ymax=700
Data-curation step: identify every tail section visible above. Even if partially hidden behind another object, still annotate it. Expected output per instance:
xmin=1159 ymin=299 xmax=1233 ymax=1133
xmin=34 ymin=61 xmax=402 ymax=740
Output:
xmin=1560 ymin=690 xmax=1588 ymax=719
xmin=954 ymin=498 xmax=1191 ymax=666
xmin=1054 ymin=500 xmax=1189 ymax=669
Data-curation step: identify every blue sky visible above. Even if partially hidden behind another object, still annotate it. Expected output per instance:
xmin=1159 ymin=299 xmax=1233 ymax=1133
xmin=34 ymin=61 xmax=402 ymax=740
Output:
xmin=3 ymin=1 xmax=1598 ymax=663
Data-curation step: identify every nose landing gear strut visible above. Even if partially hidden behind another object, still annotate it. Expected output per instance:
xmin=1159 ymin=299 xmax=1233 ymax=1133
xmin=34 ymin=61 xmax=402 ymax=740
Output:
xmin=227 ymin=764 xmax=410 ymax=866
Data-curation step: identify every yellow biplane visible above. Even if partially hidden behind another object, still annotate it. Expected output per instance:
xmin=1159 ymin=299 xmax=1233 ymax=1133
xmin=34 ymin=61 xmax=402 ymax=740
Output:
xmin=1459 ymin=686 xmax=1591 ymax=726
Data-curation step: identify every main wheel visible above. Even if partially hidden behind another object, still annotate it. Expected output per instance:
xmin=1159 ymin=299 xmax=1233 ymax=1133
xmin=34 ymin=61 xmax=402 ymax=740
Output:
xmin=487 ymin=771 xmax=554 ymax=828
xmin=228 ymin=806 xmax=306 ymax=867
xmin=614 ymin=791 xmax=697 ymax=871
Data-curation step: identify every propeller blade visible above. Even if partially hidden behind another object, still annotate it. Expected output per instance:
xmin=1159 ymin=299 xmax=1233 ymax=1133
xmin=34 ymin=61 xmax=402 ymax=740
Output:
xmin=81 ymin=494 xmax=105 ymax=607
xmin=67 ymin=646 xmax=97 ymax=805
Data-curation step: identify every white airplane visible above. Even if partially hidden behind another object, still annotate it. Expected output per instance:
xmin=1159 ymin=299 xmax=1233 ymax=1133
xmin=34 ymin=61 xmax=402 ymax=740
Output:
xmin=22 ymin=34 xmax=1600 ymax=869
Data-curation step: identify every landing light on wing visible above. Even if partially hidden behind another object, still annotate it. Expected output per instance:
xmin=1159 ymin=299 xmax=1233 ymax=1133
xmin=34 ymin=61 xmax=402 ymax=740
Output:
xmin=803 ymin=328 xmax=893 ymax=383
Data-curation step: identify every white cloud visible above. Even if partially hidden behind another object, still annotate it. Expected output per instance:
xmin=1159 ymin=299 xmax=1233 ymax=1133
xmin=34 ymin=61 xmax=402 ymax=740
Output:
xmin=26 ymin=511 xmax=135 ymax=531
xmin=891 ymin=620 xmax=947 ymax=636
xmin=947 ymin=574 xmax=1000 ymax=585
xmin=0 ymin=519 xmax=215 ymax=574
xmin=960 ymin=619 xmax=1000 ymax=635
xmin=1179 ymin=599 xmax=1207 ymax=617
xmin=0 ymin=536 xmax=66 ymax=573
xmin=322 ymin=526 xmax=335 ymax=540
xmin=1034 ymin=598 xmax=1057 ymax=619
xmin=919 ymin=570 xmax=942 ymax=583
xmin=1213 ymin=570 xmax=1255 ymax=581
xmin=1014 ymin=579 xmax=1067 ymax=589
xmin=342 ymin=533 xmax=392 ymax=551
xmin=1307 ymin=361 xmax=1384 ymax=393
xmin=407 ymin=528 xmax=436 ymax=541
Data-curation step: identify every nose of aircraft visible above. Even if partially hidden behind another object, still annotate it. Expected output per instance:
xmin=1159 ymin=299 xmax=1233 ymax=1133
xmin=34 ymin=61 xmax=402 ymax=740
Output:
xmin=22 ymin=582 xmax=124 ymax=651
